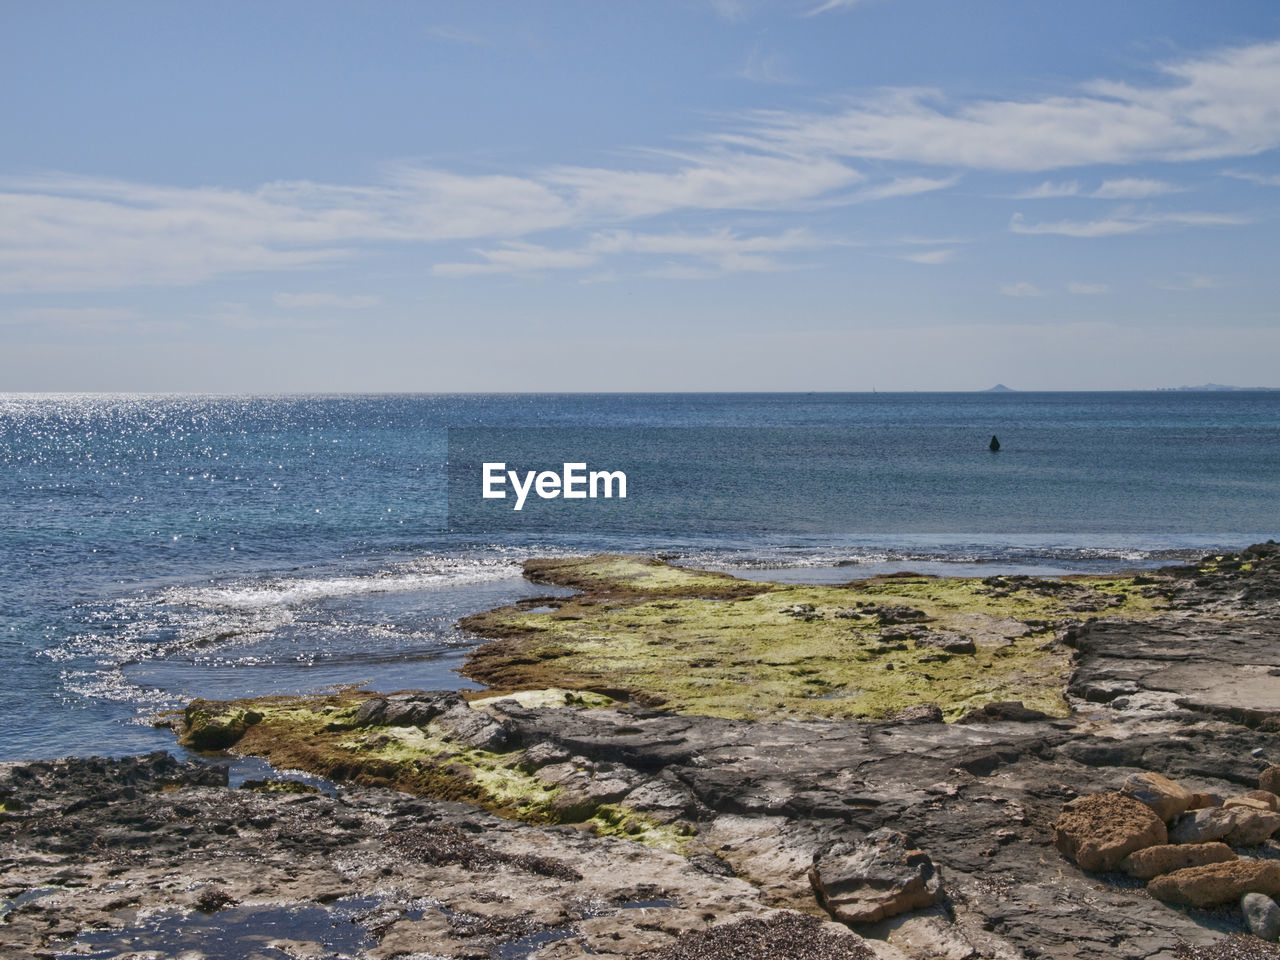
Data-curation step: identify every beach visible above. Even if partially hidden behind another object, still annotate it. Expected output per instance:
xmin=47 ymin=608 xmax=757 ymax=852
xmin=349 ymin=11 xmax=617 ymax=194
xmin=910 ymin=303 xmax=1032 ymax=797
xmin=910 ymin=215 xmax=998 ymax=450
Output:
xmin=5 ymin=544 xmax=1280 ymax=958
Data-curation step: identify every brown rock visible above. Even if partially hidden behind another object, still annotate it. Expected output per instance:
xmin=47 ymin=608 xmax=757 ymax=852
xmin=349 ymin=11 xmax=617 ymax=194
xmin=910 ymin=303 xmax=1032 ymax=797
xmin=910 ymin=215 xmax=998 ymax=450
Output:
xmin=1120 ymin=771 xmax=1195 ymax=822
xmin=1261 ymin=766 xmax=1280 ymax=795
xmin=1225 ymin=809 xmax=1280 ymax=847
xmin=809 ymin=828 xmax=944 ymax=925
xmin=1147 ymin=860 xmax=1280 ymax=908
xmin=1224 ymin=797 xmax=1274 ymax=813
xmin=1054 ymin=793 xmax=1168 ymax=872
xmin=1119 ymin=843 xmax=1236 ymax=881
xmin=1169 ymin=807 xmax=1237 ymax=845
xmin=1188 ymin=792 xmax=1221 ymax=810
xmin=1244 ymin=790 xmax=1280 ymax=812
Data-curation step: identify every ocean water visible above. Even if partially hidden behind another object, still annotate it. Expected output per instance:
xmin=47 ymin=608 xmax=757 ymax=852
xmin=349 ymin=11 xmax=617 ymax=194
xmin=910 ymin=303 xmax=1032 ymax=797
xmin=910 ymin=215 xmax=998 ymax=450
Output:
xmin=2 ymin=392 xmax=1277 ymax=762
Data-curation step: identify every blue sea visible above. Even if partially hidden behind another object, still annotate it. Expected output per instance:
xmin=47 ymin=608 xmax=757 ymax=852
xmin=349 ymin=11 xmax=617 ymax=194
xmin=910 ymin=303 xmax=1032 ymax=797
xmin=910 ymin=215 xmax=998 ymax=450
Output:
xmin=2 ymin=392 xmax=1277 ymax=762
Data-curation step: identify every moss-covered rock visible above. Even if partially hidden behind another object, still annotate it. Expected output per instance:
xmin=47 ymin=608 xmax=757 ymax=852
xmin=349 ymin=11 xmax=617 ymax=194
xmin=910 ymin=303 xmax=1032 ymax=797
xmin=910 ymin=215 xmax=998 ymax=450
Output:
xmin=461 ymin=555 xmax=1167 ymax=722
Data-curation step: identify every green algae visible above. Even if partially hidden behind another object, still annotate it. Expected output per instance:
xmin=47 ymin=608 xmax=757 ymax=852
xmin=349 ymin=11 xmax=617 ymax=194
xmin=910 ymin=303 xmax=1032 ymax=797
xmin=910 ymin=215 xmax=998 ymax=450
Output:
xmin=169 ymin=693 xmax=690 ymax=853
xmin=463 ymin=556 xmax=1171 ymax=722
xmin=468 ymin=687 xmax=615 ymax=710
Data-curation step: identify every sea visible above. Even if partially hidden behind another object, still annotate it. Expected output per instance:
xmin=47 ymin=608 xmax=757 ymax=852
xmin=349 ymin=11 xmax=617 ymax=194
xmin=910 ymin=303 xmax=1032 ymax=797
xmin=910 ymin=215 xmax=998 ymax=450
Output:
xmin=2 ymin=391 xmax=1277 ymax=763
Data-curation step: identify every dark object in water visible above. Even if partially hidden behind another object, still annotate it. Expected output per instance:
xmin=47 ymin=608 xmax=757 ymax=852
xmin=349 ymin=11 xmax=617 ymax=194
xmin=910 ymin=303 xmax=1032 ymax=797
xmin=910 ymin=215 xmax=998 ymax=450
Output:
xmin=989 ymin=435 xmax=1001 ymax=452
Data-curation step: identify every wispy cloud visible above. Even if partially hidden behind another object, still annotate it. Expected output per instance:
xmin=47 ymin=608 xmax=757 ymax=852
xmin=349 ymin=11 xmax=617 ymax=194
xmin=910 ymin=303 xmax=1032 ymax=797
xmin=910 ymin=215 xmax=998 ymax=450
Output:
xmin=1010 ymin=208 xmax=1251 ymax=238
xmin=806 ymin=0 xmax=872 ymax=16
xmin=1221 ymin=169 xmax=1280 ymax=186
xmin=1011 ymin=181 xmax=1081 ymax=199
xmin=848 ymin=175 xmax=960 ymax=203
xmin=273 ymin=293 xmax=382 ymax=309
xmin=727 ymin=40 xmax=1280 ymax=170
xmin=1091 ymin=178 xmax=1182 ymax=199
xmin=900 ymin=248 xmax=956 ymax=265
xmin=1154 ymin=273 xmax=1221 ymax=291
xmin=1067 ymin=282 xmax=1110 ymax=295
xmin=433 ymin=227 xmax=825 ymax=278
xmin=1000 ymin=281 xmax=1044 ymax=297
xmin=734 ymin=45 xmax=793 ymax=84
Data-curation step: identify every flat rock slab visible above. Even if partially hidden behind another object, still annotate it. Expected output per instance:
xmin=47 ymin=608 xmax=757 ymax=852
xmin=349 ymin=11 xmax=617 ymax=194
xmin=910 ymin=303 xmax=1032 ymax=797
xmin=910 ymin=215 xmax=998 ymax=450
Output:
xmin=809 ymin=828 xmax=944 ymax=925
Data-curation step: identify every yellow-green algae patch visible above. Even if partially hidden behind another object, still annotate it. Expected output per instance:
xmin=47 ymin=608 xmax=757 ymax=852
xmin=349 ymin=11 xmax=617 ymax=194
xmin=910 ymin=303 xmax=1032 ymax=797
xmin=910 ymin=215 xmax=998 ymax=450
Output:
xmin=468 ymin=687 xmax=616 ymax=710
xmin=168 ymin=693 xmax=690 ymax=853
xmin=462 ymin=556 xmax=1170 ymax=722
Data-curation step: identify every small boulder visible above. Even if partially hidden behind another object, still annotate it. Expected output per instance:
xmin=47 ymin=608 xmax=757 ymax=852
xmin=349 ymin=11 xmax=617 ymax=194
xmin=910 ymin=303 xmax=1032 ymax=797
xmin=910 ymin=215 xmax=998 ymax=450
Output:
xmin=1242 ymin=893 xmax=1280 ymax=942
xmin=1148 ymin=860 xmax=1280 ymax=908
xmin=914 ymin=633 xmax=976 ymax=655
xmin=1224 ymin=797 xmax=1274 ymax=814
xmin=1120 ymin=771 xmax=1195 ymax=822
xmin=1119 ymin=842 xmax=1235 ymax=881
xmin=433 ymin=703 xmax=512 ymax=751
xmin=1169 ymin=807 xmax=1238 ymax=845
xmin=1261 ymin=766 xmax=1280 ymax=794
xmin=179 ymin=701 xmax=263 ymax=751
xmin=1189 ymin=792 xmax=1222 ymax=810
xmin=1054 ymin=793 xmax=1167 ymax=872
xmin=890 ymin=704 xmax=946 ymax=725
xmin=809 ymin=828 xmax=944 ymax=924
xmin=956 ymin=701 xmax=1050 ymax=724
xmin=1225 ymin=809 xmax=1280 ymax=847
xmin=1242 ymin=790 xmax=1280 ymax=812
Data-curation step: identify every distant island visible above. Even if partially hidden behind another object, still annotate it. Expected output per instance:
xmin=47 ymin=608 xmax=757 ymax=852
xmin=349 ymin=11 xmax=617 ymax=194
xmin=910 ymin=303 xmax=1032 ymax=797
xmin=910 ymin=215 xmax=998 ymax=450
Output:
xmin=985 ymin=383 xmax=1015 ymax=392
xmin=1158 ymin=384 xmax=1280 ymax=392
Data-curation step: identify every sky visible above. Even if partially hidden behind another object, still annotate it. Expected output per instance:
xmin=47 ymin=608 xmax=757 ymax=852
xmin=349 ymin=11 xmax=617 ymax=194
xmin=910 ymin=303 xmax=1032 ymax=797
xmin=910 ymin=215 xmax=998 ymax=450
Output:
xmin=2 ymin=0 xmax=1279 ymax=391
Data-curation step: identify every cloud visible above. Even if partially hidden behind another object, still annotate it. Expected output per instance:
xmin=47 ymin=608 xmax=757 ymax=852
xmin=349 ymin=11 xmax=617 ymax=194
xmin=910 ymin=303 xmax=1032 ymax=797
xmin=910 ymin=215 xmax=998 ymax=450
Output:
xmin=1154 ymin=273 xmax=1220 ymax=291
xmin=273 ymin=293 xmax=382 ymax=309
xmin=999 ymin=282 xmax=1044 ymax=297
xmin=806 ymin=0 xmax=871 ymax=15
xmin=1091 ymin=178 xmax=1182 ymax=199
xmin=848 ymin=175 xmax=960 ymax=203
xmin=735 ymin=45 xmax=793 ymax=84
xmin=1011 ymin=181 xmax=1081 ymax=199
xmin=728 ymin=40 xmax=1280 ymax=170
xmin=434 ymin=227 xmax=825 ymax=278
xmin=1067 ymin=282 xmax=1110 ymax=295
xmin=1010 ymin=208 xmax=1251 ymax=238
xmin=1 ymin=306 xmax=138 ymax=329
xmin=900 ymin=249 xmax=956 ymax=264
xmin=1221 ymin=169 xmax=1280 ymax=186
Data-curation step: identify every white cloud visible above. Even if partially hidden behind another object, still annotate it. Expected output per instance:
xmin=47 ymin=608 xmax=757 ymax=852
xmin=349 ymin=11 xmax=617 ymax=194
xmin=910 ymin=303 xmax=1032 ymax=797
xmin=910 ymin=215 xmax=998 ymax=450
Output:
xmin=1011 ymin=181 xmax=1081 ymax=199
xmin=901 ymin=249 xmax=956 ymax=265
xmin=1091 ymin=178 xmax=1181 ymax=199
xmin=806 ymin=0 xmax=871 ymax=16
xmin=735 ymin=45 xmax=793 ymax=84
xmin=1220 ymin=169 xmax=1280 ymax=186
xmin=730 ymin=40 xmax=1280 ymax=170
xmin=1067 ymin=282 xmax=1110 ymax=295
xmin=273 ymin=293 xmax=382 ymax=309
xmin=1000 ymin=282 xmax=1044 ymax=297
xmin=434 ymin=228 xmax=825 ymax=278
xmin=848 ymin=175 xmax=960 ymax=203
xmin=1154 ymin=273 xmax=1221 ymax=291
xmin=1010 ymin=208 xmax=1250 ymax=238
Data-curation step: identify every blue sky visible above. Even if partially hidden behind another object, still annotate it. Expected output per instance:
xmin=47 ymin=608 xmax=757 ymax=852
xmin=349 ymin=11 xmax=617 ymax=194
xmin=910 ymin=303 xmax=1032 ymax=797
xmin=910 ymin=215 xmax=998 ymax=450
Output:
xmin=2 ymin=0 xmax=1279 ymax=390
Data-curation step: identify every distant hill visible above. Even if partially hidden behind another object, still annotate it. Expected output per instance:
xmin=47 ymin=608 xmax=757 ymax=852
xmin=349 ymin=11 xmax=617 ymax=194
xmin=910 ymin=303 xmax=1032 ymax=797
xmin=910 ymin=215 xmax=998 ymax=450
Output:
xmin=1158 ymin=384 xmax=1280 ymax=392
xmin=985 ymin=384 xmax=1015 ymax=392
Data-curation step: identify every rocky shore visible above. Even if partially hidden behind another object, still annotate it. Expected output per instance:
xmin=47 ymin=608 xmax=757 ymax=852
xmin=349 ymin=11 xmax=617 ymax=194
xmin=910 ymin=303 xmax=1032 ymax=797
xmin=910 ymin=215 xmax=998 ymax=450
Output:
xmin=4 ymin=544 xmax=1280 ymax=959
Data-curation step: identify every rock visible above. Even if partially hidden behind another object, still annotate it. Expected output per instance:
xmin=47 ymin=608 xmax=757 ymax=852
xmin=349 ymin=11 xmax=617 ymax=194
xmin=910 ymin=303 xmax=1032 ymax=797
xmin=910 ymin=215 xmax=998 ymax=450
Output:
xmin=809 ymin=829 xmax=944 ymax=925
xmin=1189 ymin=792 xmax=1221 ymax=810
xmin=955 ymin=701 xmax=1049 ymax=725
xmin=1120 ymin=771 xmax=1195 ymax=822
xmin=1240 ymin=790 xmax=1280 ymax=812
xmin=1224 ymin=797 xmax=1274 ymax=813
xmin=1225 ymin=809 xmax=1280 ymax=846
xmin=913 ymin=633 xmax=976 ymax=655
xmin=1148 ymin=860 xmax=1280 ymax=908
xmin=888 ymin=705 xmax=945 ymax=725
xmin=1119 ymin=843 xmax=1235 ymax=881
xmin=179 ymin=701 xmax=263 ymax=751
xmin=1261 ymin=766 xmax=1280 ymax=794
xmin=518 ymin=740 xmax=571 ymax=771
xmin=885 ymin=915 xmax=978 ymax=960
xmin=1053 ymin=793 xmax=1167 ymax=872
xmin=1242 ymin=892 xmax=1280 ymax=942
xmin=432 ymin=703 xmax=512 ymax=751
xmin=1169 ymin=807 xmax=1238 ymax=845
xmin=354 ymin=692 xmax=462 ymax=728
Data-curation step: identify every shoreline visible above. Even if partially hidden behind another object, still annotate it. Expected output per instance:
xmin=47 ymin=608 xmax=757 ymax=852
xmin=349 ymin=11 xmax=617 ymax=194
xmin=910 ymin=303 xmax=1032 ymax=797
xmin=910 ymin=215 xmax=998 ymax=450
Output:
xmin=5 ymin=543 xmax=1280 ymax=958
